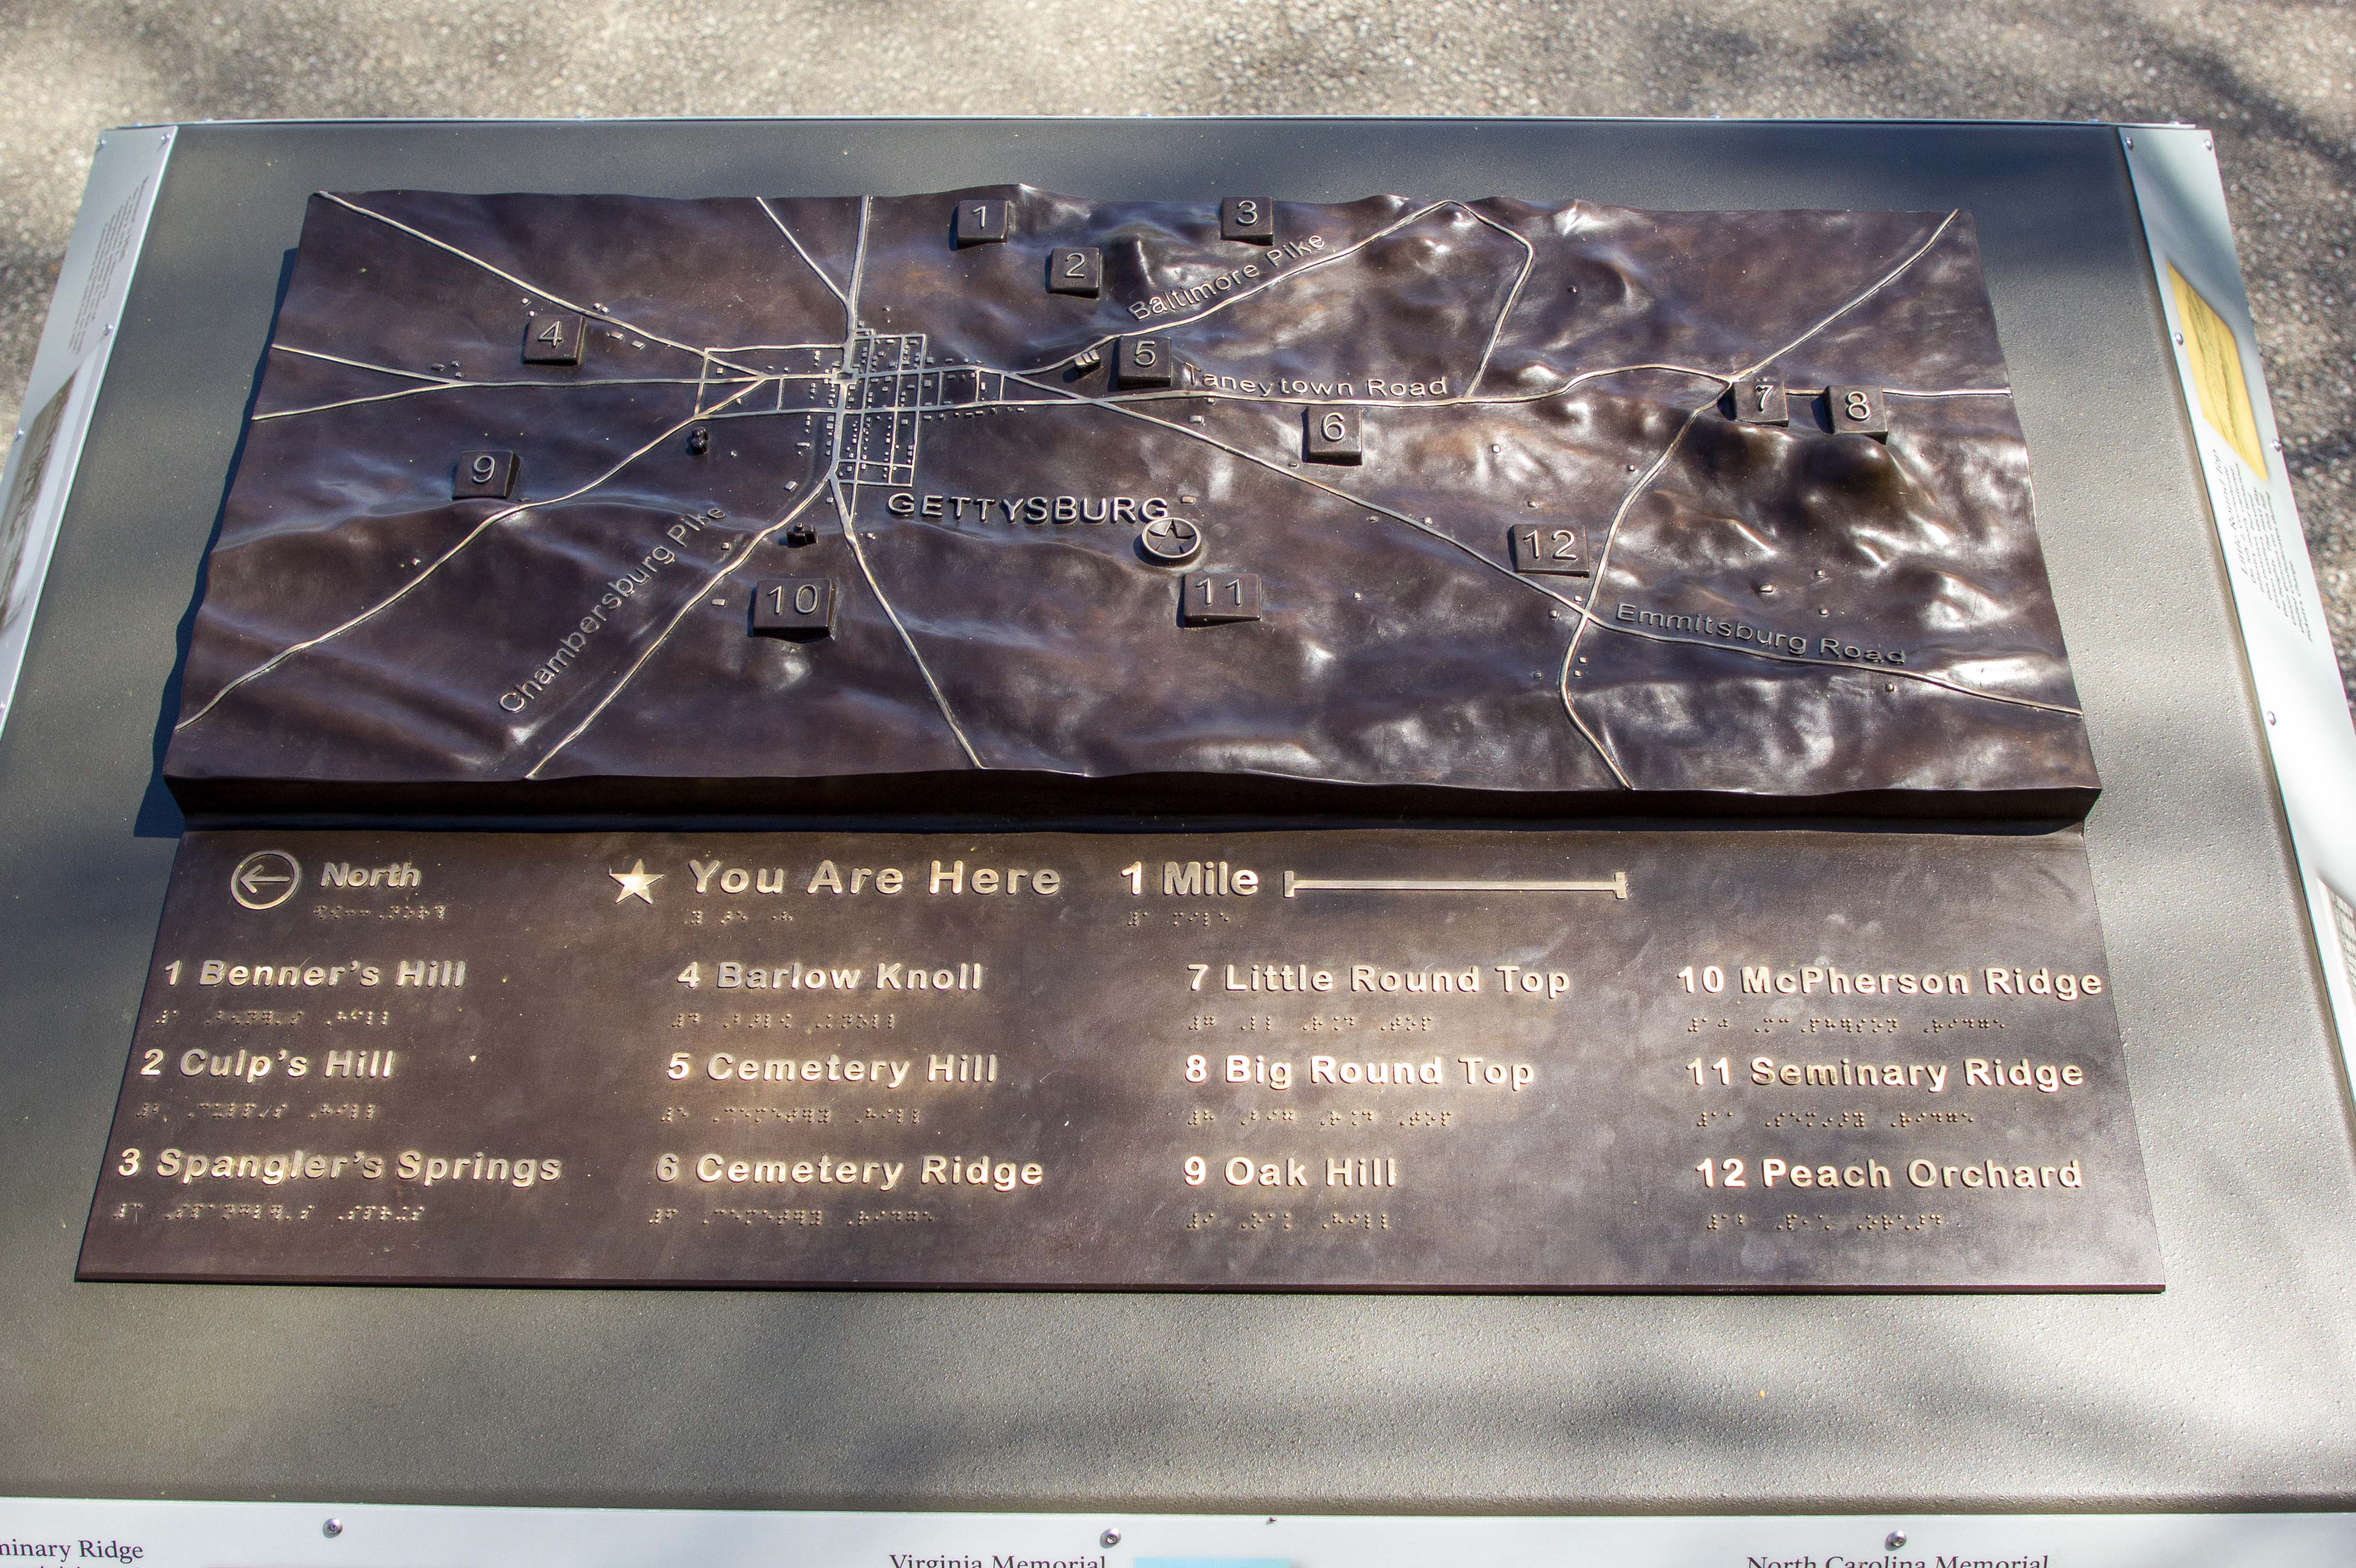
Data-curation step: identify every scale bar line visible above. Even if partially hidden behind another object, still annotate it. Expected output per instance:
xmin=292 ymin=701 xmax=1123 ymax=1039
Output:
xmin=1282 ymin=872 xmax=1629 ymax=899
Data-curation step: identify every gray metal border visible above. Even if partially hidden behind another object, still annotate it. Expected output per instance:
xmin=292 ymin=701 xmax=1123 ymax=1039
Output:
xmin=0 ymin=117 xmax=2347 ymax=1517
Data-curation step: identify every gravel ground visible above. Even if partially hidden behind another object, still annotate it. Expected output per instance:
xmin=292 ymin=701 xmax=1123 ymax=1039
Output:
xmin=3 ymin=0 xmax=2350 ymax=702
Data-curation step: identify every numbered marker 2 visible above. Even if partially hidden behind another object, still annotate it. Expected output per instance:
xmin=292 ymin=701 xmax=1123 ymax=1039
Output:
xmin=1181 ymin=572 xmax=1262 ymax=626
xmin=1048 ymin=246 xmax=1103 ymax=298
xmin=750 ymin=577 xmax=837 ymax=639
xmin=1509 ymin=523 xmax=1590 ymax=576
xmin=452 ymin=449 xmax=518 ymax=501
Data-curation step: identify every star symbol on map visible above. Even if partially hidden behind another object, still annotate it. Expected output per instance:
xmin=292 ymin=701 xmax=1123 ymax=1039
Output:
xmin=609 ymin=860 xmax=663 ymax=904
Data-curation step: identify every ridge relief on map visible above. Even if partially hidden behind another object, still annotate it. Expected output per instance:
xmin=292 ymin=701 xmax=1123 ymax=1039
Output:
xmin=162 ymin=188 xmax=2098 ymax=814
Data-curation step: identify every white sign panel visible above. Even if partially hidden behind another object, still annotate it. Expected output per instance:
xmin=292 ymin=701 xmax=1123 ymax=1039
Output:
xmin=2123 ymin=124 xmax=2356 ymax=1075
xmin=1 ymin=1497 xmax=2353 ymax=1567
xmin=0 ymin=125 xmax=175 ymax=738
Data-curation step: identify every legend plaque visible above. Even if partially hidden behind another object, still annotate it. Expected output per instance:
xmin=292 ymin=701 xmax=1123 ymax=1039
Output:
xmin=80 ymin=827 xmax=2160 ymax=1291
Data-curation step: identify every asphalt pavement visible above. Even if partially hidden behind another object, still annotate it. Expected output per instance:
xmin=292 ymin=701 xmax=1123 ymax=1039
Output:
xmin=2 ymin=0 xmax=2350 ymax=698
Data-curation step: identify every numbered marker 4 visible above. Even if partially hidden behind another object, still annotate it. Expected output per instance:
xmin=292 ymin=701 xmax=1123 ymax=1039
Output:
xmin=521 ymin=312 xmax=585 ymax=366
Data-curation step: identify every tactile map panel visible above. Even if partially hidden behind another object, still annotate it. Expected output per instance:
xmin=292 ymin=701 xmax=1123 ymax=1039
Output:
xmin=160 ymin=189 xmax=2098 ymax=816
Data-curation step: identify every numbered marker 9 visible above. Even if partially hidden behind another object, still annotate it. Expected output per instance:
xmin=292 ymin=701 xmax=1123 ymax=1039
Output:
xmin=453 ymin=450 xmax=518 ymax=501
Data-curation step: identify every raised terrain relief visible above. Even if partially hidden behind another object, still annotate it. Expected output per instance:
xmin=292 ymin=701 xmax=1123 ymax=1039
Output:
xmin=163 ymin=188 xmax=2099 ymax=814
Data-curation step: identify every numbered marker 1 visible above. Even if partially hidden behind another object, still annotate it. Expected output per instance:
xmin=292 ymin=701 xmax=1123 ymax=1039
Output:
xmin=1047 ymin=246 xmax=1103 ymax=298
xmin=1827 ymin=384 xmax=1889 ymax=437
xmin=954 ymin=198 xmax=1010 ymax=246
xmin=1115 ymin=335 xmax=1175 ymax=390
xmin=452 ymin=449 xmax=518 ymax=501
xmin=1180 ymin=572 xmax=1262 ymax=626
xmin=750 ymin=576 xmax=837 ymax=639
xmin=1220 ymin=196 xmax=1275 ymax=244
xmin=520 ymin=312 xmax=585 ymax=365
xmin=1304 ymin=405 xmax=1363 ymax=464
xmin=1509 ymin=523 xmax=1591 ymax=577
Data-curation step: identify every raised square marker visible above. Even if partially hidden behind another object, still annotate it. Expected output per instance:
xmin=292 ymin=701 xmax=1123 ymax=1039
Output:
xmin=1828 ymin=384 xmax=1889 ymax=437
xmin=751 ymin=577 xmax=836 ymax=638
xmin=1220 ymin=196 xmax=1275 ymax=244
xmin=1048 ymin=247 xmax=1102 ymax=297
xmin=521 ymin=312 xmax=584 ymax=365
xmin=1304 ymin=406 xmax=1363 ymax=464
xmin=453 ymin=450 xmax=517 ymax=500
xmin=1182 ymin=572 xmax=1261 ymax=625
xmin=1115 ymin=335 xmax=1175 ymax=390
xmin=1510 ymin=523 xmax=1590 ymax=576
xmin=954 ymin=197 xmax=1010 ymax=246
xmin=1728 ymin=376 xmax=1789 ymax=425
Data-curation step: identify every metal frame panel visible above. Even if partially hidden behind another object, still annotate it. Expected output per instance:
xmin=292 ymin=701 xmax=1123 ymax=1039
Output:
xmin=0 ymin=118 xmax=2349 ymax=1522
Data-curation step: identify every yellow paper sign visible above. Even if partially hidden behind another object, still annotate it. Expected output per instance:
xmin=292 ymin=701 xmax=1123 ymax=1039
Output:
xmin=2169 ymin=263 xmax=2268 ymax=475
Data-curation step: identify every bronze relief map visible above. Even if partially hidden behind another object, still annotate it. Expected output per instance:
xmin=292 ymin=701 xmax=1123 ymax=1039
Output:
xmin=161 ymin=188 xmax=2097 ymax=815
